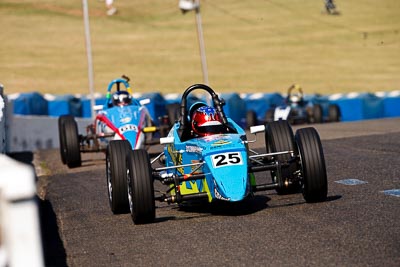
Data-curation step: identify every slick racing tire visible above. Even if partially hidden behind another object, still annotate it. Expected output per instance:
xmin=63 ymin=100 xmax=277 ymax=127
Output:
xmin=328 ymin=104 xmax=340 ymax=122
xmin=58 ymin=115 xmax=68 ymax=164
xmin=127 ymin=149 xmax=155 ymax=224
xmin=106 ymin=140 xmax=131 ymax=214
xmin=313 ymin=104 xmax=323 ymax=123
xmin=295 ymin=127 xmax=328 ymax=203
xmin=265 ymin=109 xmax=275 ymax=123
xmin=265 ymin=120 xmax=300 ymax=194
xmin=246 ymin=110 xmax=258 ymax=129
xmin=60 ymin=115 xmax=81 ymax=168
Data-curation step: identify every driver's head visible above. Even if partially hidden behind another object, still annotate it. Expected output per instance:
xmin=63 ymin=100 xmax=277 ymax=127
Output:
xmin=287 ymin=84 xmax=303 ymax=104
xmin=289 ymin=93 xmax=302 ymax=104
xmin=191 ymin=106 xmax=224 ymax=136
xmin=112 ymin=91 xmax=132 ymax=106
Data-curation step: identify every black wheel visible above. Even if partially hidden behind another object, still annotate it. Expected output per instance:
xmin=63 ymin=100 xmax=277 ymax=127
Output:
xmin=313 ymin=104 xmax=323 ymax=123
xmin=58 ymin=115 xmax=69 ymax=164
xmin=246 ymin=110 xmax=257 ymax=128
xmin=166 ymin=103 xmax=180 ymax=126
xmin=61 ymin=115 xmax=81 ymax=168
xmin=328 ymin=104 xmax=340 ymax=122
xmin=295 ymin=127 xmax=328 ymax=202
xmin=106 ymin=140 xmax=131 ymax=214
xmin=265 ymin=120 xmax=300 ymax=194
xmin=127 ymin=149 xmax=155 ymax=224
xmin=265 ymin=109 xmax=275 ymax=122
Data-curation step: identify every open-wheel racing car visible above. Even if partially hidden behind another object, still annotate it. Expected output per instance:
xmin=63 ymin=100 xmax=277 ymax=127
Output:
xmin=110 ymin=84 xmax=328 ymax=224
xmin=266 ymin=84 xmax=341 ymax=124
xmin=58 ymin=76 xmax=164 ymax=169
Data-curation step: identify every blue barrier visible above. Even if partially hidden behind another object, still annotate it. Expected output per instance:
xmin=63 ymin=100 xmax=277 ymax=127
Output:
xmin=45 ymin=94 xmax=82 ymax=117
xmin=308 ymin=94 xmax=333 ymax=118
xmin=12 ymin=92 xmax=48 ymax=115
xmin=221 ymin=93 xmax=247 ymax=128
xmin=139 ymin=92 xmax=167 ymax=124
xmin=242 ymin=93 xmax=285 ymax=121
xmin=381 ymin=91 xmax=400 ymax=118
xmin=164 ymin=93 xmax=181 ymax=105
xmin=80 ymin=94 xmax=108 ymax=118
xmin=329 ymin=93 xmax=384 ymax=121
xmin=8 ymin=90 xmax=399 ymax=123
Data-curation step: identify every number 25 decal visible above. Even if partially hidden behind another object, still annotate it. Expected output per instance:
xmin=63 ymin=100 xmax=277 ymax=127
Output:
xmin=211 ymin=152 xmax=243 ymax=168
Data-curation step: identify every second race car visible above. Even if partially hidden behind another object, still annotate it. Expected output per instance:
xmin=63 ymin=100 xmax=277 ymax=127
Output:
xmin=266 ymin=84 xmax=341 ymax=124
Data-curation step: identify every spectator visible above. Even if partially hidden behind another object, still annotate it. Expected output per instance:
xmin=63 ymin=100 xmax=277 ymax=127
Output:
xmin=106 ymin=0 xmax=117 ymax=16
xmin=325 ymin=0 xmax=339 ymax=15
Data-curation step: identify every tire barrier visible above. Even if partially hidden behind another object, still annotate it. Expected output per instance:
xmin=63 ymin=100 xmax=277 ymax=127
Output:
xmin=241 ymin=93 xmax=285 ymax=123
xmin=8 ymin=92 xmax=48 ymax=116
xmin=44 ymin=94 xmax=83 ymax=117
xmin=138 ymin=92 xmax=167 ymax=125
xmin=329 ymin=92 xmax=385 ymax=121
xmin=221 ymin=93 xmax=247 ymax=128
xmin=79 ymin=93 xmax=107 ymax=118
xmin=6 ymin=90 xmax=400 ymax=127
xmin=379 ymin=90 xmax=400 ymax=118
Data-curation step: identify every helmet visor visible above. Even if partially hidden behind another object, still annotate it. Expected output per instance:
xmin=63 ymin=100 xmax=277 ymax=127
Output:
xmin=196 ymin=125 xmax=226 ymax=136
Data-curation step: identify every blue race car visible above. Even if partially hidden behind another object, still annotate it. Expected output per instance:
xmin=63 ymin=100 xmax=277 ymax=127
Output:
xmin=58 ymin=76 xmax=163 ymax=168
xmin=112 ymin=84 xmax=328 ymax=224
xmin=266 ymin=84 xmax=341 ymax=124
xmin=58 ymin=76 xmax=170 ymax=213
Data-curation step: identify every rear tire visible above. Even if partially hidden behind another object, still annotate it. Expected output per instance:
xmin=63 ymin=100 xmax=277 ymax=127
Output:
xmin=295 ymin=127 xmax=328 ymax=202
xmin=106 ymin=140 xmax=131 ymax=214
xmin=246 ymin=110 xmax=257 ymax=128
xmin=62 ymin=116 xmax=81 ymax=168
xmin=127 ymin=149 xmax=155 ymax=224
xmin=58 ymin=115 xmax=68 ymax=164
xmin=166 ymin=103 xmax=180 ymax=126
xmin=265 ymin=120 xmax=300 ymax=194
xmin=328 ymin=104 xmax=340 ymax=122
xmin=313 ymin=104 xmax=323 ymax=123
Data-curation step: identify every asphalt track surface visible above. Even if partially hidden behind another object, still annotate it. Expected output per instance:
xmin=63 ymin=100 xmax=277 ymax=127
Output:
xmin=35 ymin=118 xmax=400 ymax=267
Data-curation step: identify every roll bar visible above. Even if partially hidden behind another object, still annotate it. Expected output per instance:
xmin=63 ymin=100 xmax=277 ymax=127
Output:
xmin=179 ymin=84 xmax=228 ymax=132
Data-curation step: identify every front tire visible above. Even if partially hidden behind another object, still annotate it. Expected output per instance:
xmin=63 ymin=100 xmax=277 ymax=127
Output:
xmin=106 ymin=140 xmax=131 ymax=214
xmin=328 ymin=104 xmax=340 ymax=122
xmin=127 ymin=149 xmax=155 ymax=224
xmin=265 ymin=120 xmax=300 ymax=194
xmin=295 ymin=127 xmax=328 ymax=202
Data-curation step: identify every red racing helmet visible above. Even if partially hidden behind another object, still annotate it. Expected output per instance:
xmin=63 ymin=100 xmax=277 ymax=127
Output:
xmin=191 ymin=106 xmax=224 ymax=136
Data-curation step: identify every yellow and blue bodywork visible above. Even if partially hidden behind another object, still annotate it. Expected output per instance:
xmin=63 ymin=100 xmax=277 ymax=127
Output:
xmin=164 ymin=118 xmax=253 ymax=203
